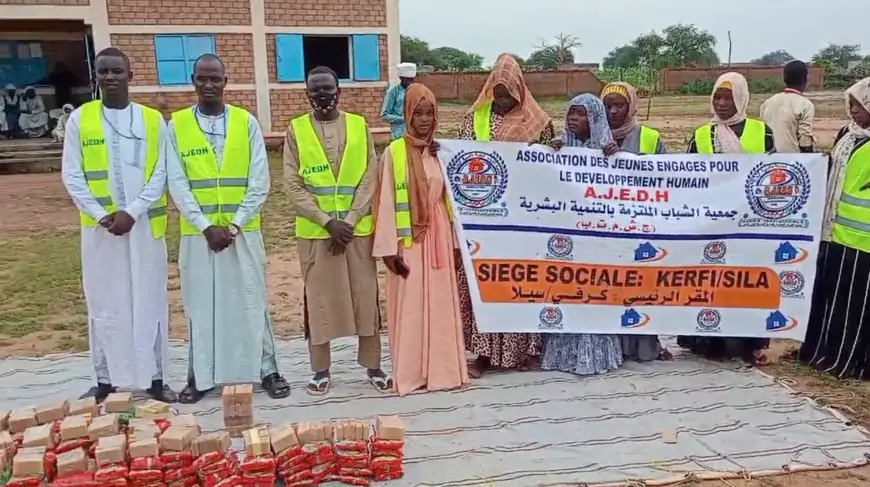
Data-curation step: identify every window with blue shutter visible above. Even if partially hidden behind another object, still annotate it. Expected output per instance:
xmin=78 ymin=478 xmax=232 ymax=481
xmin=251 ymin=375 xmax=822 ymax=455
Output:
xmin=351 ymin=34 xmax=380 ymax=81
xmin=275 ymin=34 xmax=305 ymax=82
xmin=154 ymin=34 xmax=215 ymax=86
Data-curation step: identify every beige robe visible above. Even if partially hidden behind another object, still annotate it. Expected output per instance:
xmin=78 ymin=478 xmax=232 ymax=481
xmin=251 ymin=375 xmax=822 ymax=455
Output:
xmin=284 ymin=111 xmax=380 ymax=346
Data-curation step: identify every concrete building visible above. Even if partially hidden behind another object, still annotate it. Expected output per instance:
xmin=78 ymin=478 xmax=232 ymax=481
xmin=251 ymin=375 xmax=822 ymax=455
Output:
xmin=2 ymin=0 xmax=400 ymax=136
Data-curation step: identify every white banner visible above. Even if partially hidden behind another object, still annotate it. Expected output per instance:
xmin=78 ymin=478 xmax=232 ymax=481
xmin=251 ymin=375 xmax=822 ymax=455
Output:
xmin=439 ymin=140 xmax=828 ymax=340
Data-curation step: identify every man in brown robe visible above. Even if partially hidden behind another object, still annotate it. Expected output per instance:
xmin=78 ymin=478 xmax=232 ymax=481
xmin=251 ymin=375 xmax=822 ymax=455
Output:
xmin=284 ymin=66 xmax=392 ymax=395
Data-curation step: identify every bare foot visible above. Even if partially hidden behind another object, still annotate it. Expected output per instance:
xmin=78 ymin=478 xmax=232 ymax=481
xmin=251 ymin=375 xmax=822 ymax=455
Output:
xmin=468 ymin=357 xmax=489 ymax=378
xmin=658 ymin=349 xmax=674 ymax=361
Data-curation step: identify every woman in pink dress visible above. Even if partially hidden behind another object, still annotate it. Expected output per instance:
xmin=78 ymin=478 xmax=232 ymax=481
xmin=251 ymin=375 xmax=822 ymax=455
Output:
xmin=373 ymin=84 xmax=470 ymax=396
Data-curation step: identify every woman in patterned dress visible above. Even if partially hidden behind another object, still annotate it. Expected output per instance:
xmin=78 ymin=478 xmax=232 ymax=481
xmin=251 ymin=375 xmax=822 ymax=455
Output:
xmin=456 ymin=52 xmax=555 ymax=377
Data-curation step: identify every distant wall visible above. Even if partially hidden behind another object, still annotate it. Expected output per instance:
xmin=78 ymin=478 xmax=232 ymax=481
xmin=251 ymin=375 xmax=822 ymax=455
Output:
xmin=660 ymin=66 xmax=825 ymax=92
xmin=416 ymin=69 xmax=604 ymax=101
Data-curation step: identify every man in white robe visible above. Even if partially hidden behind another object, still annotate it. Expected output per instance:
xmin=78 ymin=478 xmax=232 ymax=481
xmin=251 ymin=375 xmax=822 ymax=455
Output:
xmin=19 ymin=86 xmax=49 ymax=137
xmin=61 ymin=47 xmax=176 ymax=403
xmin=167 ymin=54 xmax=290 ymax=403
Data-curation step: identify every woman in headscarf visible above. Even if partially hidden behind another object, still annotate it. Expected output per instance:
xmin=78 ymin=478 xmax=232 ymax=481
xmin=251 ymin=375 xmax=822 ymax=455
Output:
xmin=601 ymin=82 xmax=672 ymax=363
xmin=373 ymin=84 xmax=470 ymax=395
xmin=602 ymin=81 xmax=666 ymax=155
xmin=51 ymin=103 xmax=74 ymax=142
xmin=543 ymin=93 xmax=623 ymax=375
xmin=2 ymin=84 xmax=20 ymax=138
xmin=18 ymin=86 xmax=49 ymax=137
xmin=456 ymin=53 xmax=554 ymax=377
xmin=678 ymin=72 xmax=775 ymax=365
xmin=798 ymin=77 xmax=870 ymax=380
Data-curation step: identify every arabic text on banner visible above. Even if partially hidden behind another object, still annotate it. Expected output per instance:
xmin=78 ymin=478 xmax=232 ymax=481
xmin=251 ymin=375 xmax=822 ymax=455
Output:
xmin=439 ymin=140 xmax=827 ymax=340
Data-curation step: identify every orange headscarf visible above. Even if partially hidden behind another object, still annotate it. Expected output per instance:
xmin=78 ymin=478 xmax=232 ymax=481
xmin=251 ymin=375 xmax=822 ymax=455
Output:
xmin=375 ymin=83 xmax=437 ymax=243
xmin=468 ymin=53 xmax=551 ymax=142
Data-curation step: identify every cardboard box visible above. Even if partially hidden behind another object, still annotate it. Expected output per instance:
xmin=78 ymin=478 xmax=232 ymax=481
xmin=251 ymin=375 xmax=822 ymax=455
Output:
xmin=269 ymin=424 xmax=298 ymax=453
xmin=22 ymin=424 xmax=54 ymax=448
xmin=95 ymin=434 xmax=127 ymax=466
xmin=12 ymin=446 xmax=45 ymax=477
xmin=129 ymin=437 xmax=159 ymax=459
xmin=35 ymin=399 xmax=69 ymax=424
xmin=192 ymin=431 xmax=231 ymax=457
xmin=0 ymin=430 xmax=13 ymax=452
xmin=171 ymin=414 xmax=199 ymax=431
xmin=0 ymin=409 xmax=9 ymax=431
xmin=56 ymin=448 xmax=87 ymax=476
xmin=104 ymin=392 xmax=133 ymax=414
xmin=159 ymin=426 xmax=198 ymax=452
xmin=129 ymin=424 xmax=161 ymax=442
xmin=68 ymin=397 xmax=98 ymax=417
xmin=135 ymin=400 xmax=170 ymax=419
xmin=8 ymin=408 xmax=37 ymax=434
xmin=88 ymin=413 xmax=120 ymax=440
xmin=375 ymin=416 xmax=405 ymax=441
xmin=243 ymin=427 xmax=270 ymax=457
xmin=335 ymin=419 xmax=368 ymax=442
xmin=59 ymin=415 xmax=90 ymax=441
xmin=0 ymin=450 xmax=6 ymax=472
xmin=221 ymin=386 xmax=236 ymax=407
xmin=296 ymin=421 xmax=333 ymax=445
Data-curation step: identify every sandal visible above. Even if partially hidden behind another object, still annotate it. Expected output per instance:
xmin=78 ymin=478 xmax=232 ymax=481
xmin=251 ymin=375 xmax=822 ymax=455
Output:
xmin=468 ymin=357 xmax=489 ymax=379
xmin=178 ymin=384 xmax=211 ymax=404
xmin=368 ymin=373 xmax=393 ymax=394
xmin=306 ymin=375 xmax=331 ymax=396
xmin=658 ymin=349 xmax=674 ymax=361
xmin=262 ymin=373 xmax=291 ymax=399
xmin=751 ymin=352 xmax=771 ymax=367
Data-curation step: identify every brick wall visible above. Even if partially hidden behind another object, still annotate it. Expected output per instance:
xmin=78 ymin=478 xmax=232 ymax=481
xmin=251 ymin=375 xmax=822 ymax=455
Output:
xmin=0 ymin=0 xmax=87 ymax=4
xmin=266 ymin=34 xmax=388 ymax=83
xmin=111 ymin=34 xmax=255 ymax=85
xmin=269 ymin=87 xmax=385 ymax=132
xmin=133 ymin=90 xmax=257 ymax=117
xmin=106 ymin=0 xmax=251 ymax=25
xmin=660 ymin=66 xmax=826 ymax=92
xmin=418 ymin=70 xmax=604 ymax=101
xmin=264 ymin=0 xmax=386 ymax=27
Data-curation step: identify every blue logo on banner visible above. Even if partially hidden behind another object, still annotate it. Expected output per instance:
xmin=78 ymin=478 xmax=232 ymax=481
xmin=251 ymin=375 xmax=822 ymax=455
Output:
xmin=446 ymin=150 xmax=509 ymax=217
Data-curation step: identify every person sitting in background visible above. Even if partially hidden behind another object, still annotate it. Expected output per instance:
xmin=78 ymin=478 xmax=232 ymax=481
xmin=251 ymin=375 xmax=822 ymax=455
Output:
xmin=799 ymin=77 xmax=870 ymax=380
xmin=52 ymin=103 xmax=74 ymax=142
xmin=679 ymin=72 xmax=775 ymax=366
xmin=600 ymin=81 xmax=672 ymax=363
xmin=18 ymin=86 xmax=49 ymax=138
xmin=41 ymin=62 xmax=78 ymax=108
xmin=381 ymin=62 xmax=417 ymax=138
xmin=760 ymin=60 xmax=816 ymax=153
xmin=2 ymin=84 xmax=21 ymax=138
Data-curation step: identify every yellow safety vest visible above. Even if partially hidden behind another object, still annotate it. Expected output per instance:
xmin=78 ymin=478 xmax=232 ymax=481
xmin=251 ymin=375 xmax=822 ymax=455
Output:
xmin=291 ymin=112 xmax=374 ymax=239
xmin=638 ymin=125 xmax=661 ymax=154
xmin=78 ymin=100 xmax=167 ymax=238
xmin=171 ymin=104 xmax=260 ymax=236
xmin=388 ymin=137 xmax=453 ymax=248
xmin=694 ymin=118 xmax=766 ymax=154
xmin=473 ymin=101 xmax=492 ymax=141
xmin=832 ymin=141 xmax=870 ymax=253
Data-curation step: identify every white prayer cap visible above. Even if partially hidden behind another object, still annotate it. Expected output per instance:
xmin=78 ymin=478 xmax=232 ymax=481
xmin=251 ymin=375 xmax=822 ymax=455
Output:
xmin=396 ymin=62 xmax=417 ymax=78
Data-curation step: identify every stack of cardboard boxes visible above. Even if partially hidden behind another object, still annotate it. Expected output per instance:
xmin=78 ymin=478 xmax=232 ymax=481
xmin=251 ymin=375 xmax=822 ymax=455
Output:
xmin=222 ymin=384 xmax=254 ymax=436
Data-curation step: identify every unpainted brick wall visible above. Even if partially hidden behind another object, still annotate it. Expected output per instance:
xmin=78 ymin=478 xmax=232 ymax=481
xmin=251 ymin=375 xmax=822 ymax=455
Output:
xmin=660 ymin=66 xmax=826 ymax=92
xmin=0 ymin=0 xmax=88 ymax=4
xmin=111 ymin=34 xmax=255 ymax=85
xmin=418 ymin=70 xmax=604 ymax=101
xmin=264 ymin=0 xmax=386 ymax=27
xmin=106 ymin=0 xmax=251 ymax=25
xmin=265 ymin=34 xmax=389 ymax=83
xmin=132 ymin=90 xmax=257 ymax=118
xmin=269 ymin=87 xmax=385 ymax=133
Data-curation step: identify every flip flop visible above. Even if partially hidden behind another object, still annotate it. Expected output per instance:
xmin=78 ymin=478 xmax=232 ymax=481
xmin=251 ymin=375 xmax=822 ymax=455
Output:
xmin=306 ymin=376 xmax=331 ymax=396
xmin=368 ymin=374 xmax=393 ymax=394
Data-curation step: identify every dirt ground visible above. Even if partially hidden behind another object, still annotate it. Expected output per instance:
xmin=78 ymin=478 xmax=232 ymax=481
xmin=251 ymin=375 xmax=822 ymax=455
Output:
xmin=1 ymin=92 xmax=867 ymax=486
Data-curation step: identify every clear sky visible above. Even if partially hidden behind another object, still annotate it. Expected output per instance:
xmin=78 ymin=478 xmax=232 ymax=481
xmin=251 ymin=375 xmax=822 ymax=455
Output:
xmin=398 ymin=0 xmax=867 ymax=65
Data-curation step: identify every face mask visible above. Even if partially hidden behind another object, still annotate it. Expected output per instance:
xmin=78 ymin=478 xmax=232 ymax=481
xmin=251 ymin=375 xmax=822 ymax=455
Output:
xmin=308 ymin=93 xmax=338 ymax=114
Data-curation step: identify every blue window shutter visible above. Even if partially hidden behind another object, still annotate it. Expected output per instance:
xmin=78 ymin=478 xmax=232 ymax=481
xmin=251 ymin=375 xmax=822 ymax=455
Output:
xmin=352 ymin=34 xmax=380 ymax=81
xmin=275 ymin=34 xmax=305 ymax=82
xmin=184 ymin=35 xmax=215 ymax=59
xmin=154 ymin=35 xmax=188 ymax=85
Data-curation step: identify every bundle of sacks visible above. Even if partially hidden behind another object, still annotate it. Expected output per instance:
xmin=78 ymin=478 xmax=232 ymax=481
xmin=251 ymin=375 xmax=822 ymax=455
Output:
xmin=371 ymin=416 xmax=404 ymax=481
xmin=331 ymin=419 xmax=372 ymax=486
xmin=238 ymin=427 xmax=276 ymax=486
xmin=159 ymin=417 xmax=201 ymax=487
xmin=291 ymin=421 xmax=336 ymax=486
xmin=270 ymin=423 xmax=304 ymax=484
xmin=191 ymin=431 xmax=240 ymax=487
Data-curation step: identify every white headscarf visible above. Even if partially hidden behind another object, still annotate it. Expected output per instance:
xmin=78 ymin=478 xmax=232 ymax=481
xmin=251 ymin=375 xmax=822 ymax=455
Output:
xmin=396 ymin=62 xmax=417 ymax=78
xmin=821 ymin=77 xmax=870 ymax=241
xmin=710 ymin=72 xmax=750 ymax=153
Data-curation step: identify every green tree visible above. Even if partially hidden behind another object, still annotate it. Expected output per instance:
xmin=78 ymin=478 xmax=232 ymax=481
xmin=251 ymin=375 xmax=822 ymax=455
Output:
xmin=511 ymin=54 xmax=526 ymax=67
xmin=526 ymin=33 xmax=581 ymax=69
xmin=400 ymin=36 xmax=431 ymax=65
xmin=602 ymin=24 xmax=718 ymax=69
xmin=428 ymin=47 xmax=484 ymax=71
xmin=811 ymin=43 xmax=862 ymax=70
xmin=751 ymin=50 xmax=794 ymax=65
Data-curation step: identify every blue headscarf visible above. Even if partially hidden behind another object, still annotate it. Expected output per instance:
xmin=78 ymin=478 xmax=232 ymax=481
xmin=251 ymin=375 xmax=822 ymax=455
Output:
xmin=563 ymin=93 xmax=614 ymax=149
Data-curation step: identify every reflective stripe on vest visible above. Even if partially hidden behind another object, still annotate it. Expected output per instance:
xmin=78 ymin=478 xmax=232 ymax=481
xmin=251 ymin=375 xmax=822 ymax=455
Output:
xmin=389 ymin=137 xmax=454 ymax=248
xmin=291 ymin=112 xmax=373 ymax=239
xmin=694 ymin=118 xmax=766 ymax=154
xmin=78 ymin=100 xmax=167 ymax=238
xmin=473 ymin=101 xmax=492 ymax=141
xmin=638 ymin=125 xmax=660 ymax=154
xmin=171 ymin=104 xmax=258 ymax=236
xmin=832 ymin=141 xmax=870 ymax=252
